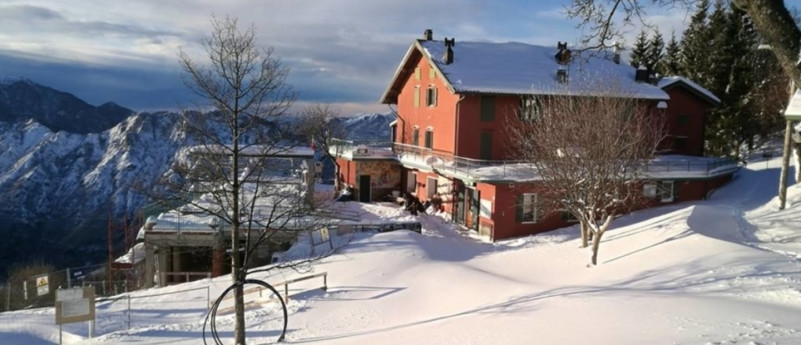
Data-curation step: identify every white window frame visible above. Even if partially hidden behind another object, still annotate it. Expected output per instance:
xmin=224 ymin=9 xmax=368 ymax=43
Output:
xmin=426 ymin=86 xmax=437 ymax=107
xmin=521 ymin=193 xmax=539 ymax=223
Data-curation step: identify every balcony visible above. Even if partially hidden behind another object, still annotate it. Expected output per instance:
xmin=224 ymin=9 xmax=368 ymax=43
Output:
xmin=329 ymin=139 xmax=738 ymax=182
xmin=392 ymin=143 xmax=534 ymax=182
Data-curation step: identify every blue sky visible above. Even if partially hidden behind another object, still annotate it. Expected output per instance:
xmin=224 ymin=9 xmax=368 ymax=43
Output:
xmin=0 ymin=0 xmax=786 ymax=114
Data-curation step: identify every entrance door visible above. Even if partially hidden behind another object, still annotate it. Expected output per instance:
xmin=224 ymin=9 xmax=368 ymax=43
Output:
xmin=468 ymin=188 xmax=480 ymax=231
xmin=359 ymin=175 xmax=371 ymax=202
xmin=456 ymin=186 xmax=465 ymax=225
xmin=406 ymin=171 xmax=417 ymax=193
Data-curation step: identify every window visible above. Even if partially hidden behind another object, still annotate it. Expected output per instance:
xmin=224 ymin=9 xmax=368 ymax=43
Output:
xmin=674 ymin=137 xmax=687 ymax=151
xmin=413 ymin=86 xmax=420 ymax=108
xmin=412 ymin=127 xmax=420 ymax=146
xmin=424 ymin=128 xmax=433 ymax=149
xmin=479 ymin=132 xmax=492 ymax=160
xmin=429 ymin=64 xmax=436 ymax=79
xmin=520 ymin=96 xmax=543 ymax=121
xmin=427 ymin=177 xmax=438 ymax=198
xmin=643 ymin=183 xmax=657 ymax=197
xmin=426 ymin=86 xmax=437 ymax=107
xmin=517 ymin=193 xmax=541 ymax=223
xmin=480 ymin=95 xmax=495 ymax=121
xmin=677 ymin=114 xmax=689 ymax=125
xmin=658 ymin=181 xmax=675 ymax=203
xmin=414 ymin=67 xmax=421 ymax=80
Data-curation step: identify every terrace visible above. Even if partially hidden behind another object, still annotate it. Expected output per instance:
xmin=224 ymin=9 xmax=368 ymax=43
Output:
xmin=329 ymin=139 xmax=739 ymax=182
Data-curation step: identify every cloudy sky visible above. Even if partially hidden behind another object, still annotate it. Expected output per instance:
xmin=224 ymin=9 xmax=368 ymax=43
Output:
xmin=0 ymin=0 xmax=699 ymax=114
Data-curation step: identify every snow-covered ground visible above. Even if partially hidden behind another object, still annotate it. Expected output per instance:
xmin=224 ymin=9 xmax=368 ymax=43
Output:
xmin=2 ymin=156 xmax=800 ymax=345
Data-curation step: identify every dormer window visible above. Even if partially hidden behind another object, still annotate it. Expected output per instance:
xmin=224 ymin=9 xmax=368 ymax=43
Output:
xmin=520 ymin=96 xmax=543 ymax=121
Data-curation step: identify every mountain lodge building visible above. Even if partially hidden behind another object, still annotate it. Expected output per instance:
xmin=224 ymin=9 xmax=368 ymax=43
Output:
xmin=332 ymin=30 xmax=738 ymax=241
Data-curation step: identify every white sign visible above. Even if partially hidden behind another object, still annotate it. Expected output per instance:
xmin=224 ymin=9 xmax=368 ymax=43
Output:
xmin=56 ymin=288 xmax=84 ymax=302
xmin=320 ymin=228 xmax=330 ymax=242
xmin=35 ymin=275 xmax=49 ymax=296
xmin=62 ymin=299 xmax=90 ymax=318
xmin=785 ymin=89 xmax=801 ymax=120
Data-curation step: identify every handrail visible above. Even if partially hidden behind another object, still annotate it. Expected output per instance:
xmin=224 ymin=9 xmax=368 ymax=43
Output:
xmin=330 ymin=137 xmax=738 ymax=181
xmin=216 ymin=272 xmax=328 ymax=308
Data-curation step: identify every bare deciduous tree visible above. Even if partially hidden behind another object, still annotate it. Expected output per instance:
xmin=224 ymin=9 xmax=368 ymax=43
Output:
xmin=510 ymin=93 xmax=666 ymax=265
xmin=566 ymin=0 xmax=801 ymax=86
xmin=297 ymin=104 xmax=347 ymax=194
xmin=171 ymin=15 xmax=298 ymax=344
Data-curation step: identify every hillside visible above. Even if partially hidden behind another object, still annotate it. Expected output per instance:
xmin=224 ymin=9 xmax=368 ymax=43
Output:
xmin=1 ymin=156 xmax=799 ymax=344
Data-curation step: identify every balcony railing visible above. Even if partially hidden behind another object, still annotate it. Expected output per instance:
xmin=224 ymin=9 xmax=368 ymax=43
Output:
xmin=330 ymin=138 xmax=738 ymax=182
xmin=329 ymin=138 xmax=394 ymax=159
xmin=392 ymin=143 xmax=534 ymax=181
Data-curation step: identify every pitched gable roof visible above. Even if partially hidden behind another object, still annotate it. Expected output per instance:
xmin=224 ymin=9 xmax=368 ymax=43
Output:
xmin=658 ymin=76 xmax=721 ymax=105
xmin=381 ymin=39 xmax=669 ymax=104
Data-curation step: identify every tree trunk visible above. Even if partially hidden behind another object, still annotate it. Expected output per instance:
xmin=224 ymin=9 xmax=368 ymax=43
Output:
xmin=580 ymin=221 xmax=589 ymax=248
xmin=590 ymin=230 xmax=605 ymax=266
xmin=733 ymin=0 xmax=801 ymax=87
xmin=333 ymin=162 xmax=342 ymax=195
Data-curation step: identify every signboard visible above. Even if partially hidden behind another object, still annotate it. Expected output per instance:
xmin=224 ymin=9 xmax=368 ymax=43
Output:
xmin=320 ymin=227 xmax=330 ymax=242
xmin=785 ymin=89 xmax=801 ymax=121
xmin=35 ymin=274 xmax=49 ymax=296
xmin=55 ymin=286 xmax=95 ymax=325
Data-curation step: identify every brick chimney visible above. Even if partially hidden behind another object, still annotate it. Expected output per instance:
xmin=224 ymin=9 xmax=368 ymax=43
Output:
xmin=423 ymin=29 xmax=433 ymax=41
xmin=443 ymin=38 xmax=455 ymax=64
xmin=554 ymin=41 xmax=571 ymax=65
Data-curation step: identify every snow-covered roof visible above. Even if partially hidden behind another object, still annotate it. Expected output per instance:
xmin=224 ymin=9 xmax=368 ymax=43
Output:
xmin=186 ymin=144 xmax=314 ymax=158
xmin=658 ymin=76 xmax=721 ymax=105
xmin=381 ymin=39 xmax=670 ymax=103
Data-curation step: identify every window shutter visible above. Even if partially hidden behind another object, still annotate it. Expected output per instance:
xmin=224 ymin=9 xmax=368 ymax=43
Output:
xmin=516 ymin=194 xmax=523 ymax=223
xmin=672 ymin=181 xmax=679 ymax=201
xmin=534 ymin=193 xmax=543 ymax=222
xmin=413 ymin=128 xmax=419 ymax=146
xmin=481 ymin=96 xmax=495 ymax=121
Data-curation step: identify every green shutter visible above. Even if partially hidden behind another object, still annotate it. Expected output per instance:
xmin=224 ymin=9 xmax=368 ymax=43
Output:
xmin=673 ymin=181 xmax=679 ymax=201
xmin=481 ymin=96 xmax=495 ymax=121
xmin=480 ymin=132 xmax=492 ymax=160
xmin=516 ymin=194 xmax=523 ymax=223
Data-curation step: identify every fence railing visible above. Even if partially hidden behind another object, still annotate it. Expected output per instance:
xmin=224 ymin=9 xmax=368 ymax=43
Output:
xmin=216 ymin=272 xmax=328 ymax=314
xmin=164 ymin=271 xmax=212 ymax=286
xmin=331 ymin=138 xmax=739 ymax=181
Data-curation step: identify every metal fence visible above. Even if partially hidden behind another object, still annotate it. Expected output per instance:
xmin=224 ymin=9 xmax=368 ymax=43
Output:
xmin=1 ymin=263 xmax=144 ymax=312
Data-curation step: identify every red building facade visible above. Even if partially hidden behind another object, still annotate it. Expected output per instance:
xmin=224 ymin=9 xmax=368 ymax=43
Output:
xmin=334 ymin=31 xmax=737 ymax=241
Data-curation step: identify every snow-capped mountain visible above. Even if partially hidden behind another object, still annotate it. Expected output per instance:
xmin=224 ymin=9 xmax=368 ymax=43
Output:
xmin=0 ymin=80 xmax=395 ymax=276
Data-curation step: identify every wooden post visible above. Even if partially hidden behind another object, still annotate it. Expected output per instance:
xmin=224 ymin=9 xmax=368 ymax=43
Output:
xmin=127 ymin=294 xmax=131 ymax=330
xmin=323 ymin=274 xmax=328 ymax=291
xmin=779 ymin=119 xmax=793 ymax=210
xmin=66 ymin=268 xmax=71 ymax=289
xmin=284 ymin=283 xmax=289 ymax=302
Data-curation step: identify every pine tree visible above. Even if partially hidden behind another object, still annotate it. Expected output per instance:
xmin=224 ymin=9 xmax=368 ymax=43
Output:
xmin=647 ymin=28 xmax=665 ymax=74
xmin=629 ymin=29 xmax=649 ymax=69
xmin=705 ymin=0 xmax=731 ymax=97
xmin=662 ymin=32 xmax=681 ymax=76
xmin=680 ymin=0 xmax=711 ymax=82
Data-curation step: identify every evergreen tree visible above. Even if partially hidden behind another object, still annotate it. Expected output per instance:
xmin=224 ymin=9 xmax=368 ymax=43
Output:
xmin=662 ymin=31 xmax=681 ymax=76
xmin=705 ymin=0 xmax=731 ymax=97
xmin=629 ymin=29 xmax=649 ymax=69
xmin=647 ymin=28 xmax=666 ymax=74
xmin=680 ymin=0 xmax=711 ymax=82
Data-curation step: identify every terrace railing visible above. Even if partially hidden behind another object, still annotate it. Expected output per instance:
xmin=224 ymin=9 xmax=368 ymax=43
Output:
xmin=330 ymin=138 xmax=738 ymax=181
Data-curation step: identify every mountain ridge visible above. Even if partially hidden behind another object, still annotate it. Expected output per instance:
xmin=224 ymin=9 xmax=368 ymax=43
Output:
xmin=0 ymin=79 xmax=394 ymax=277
